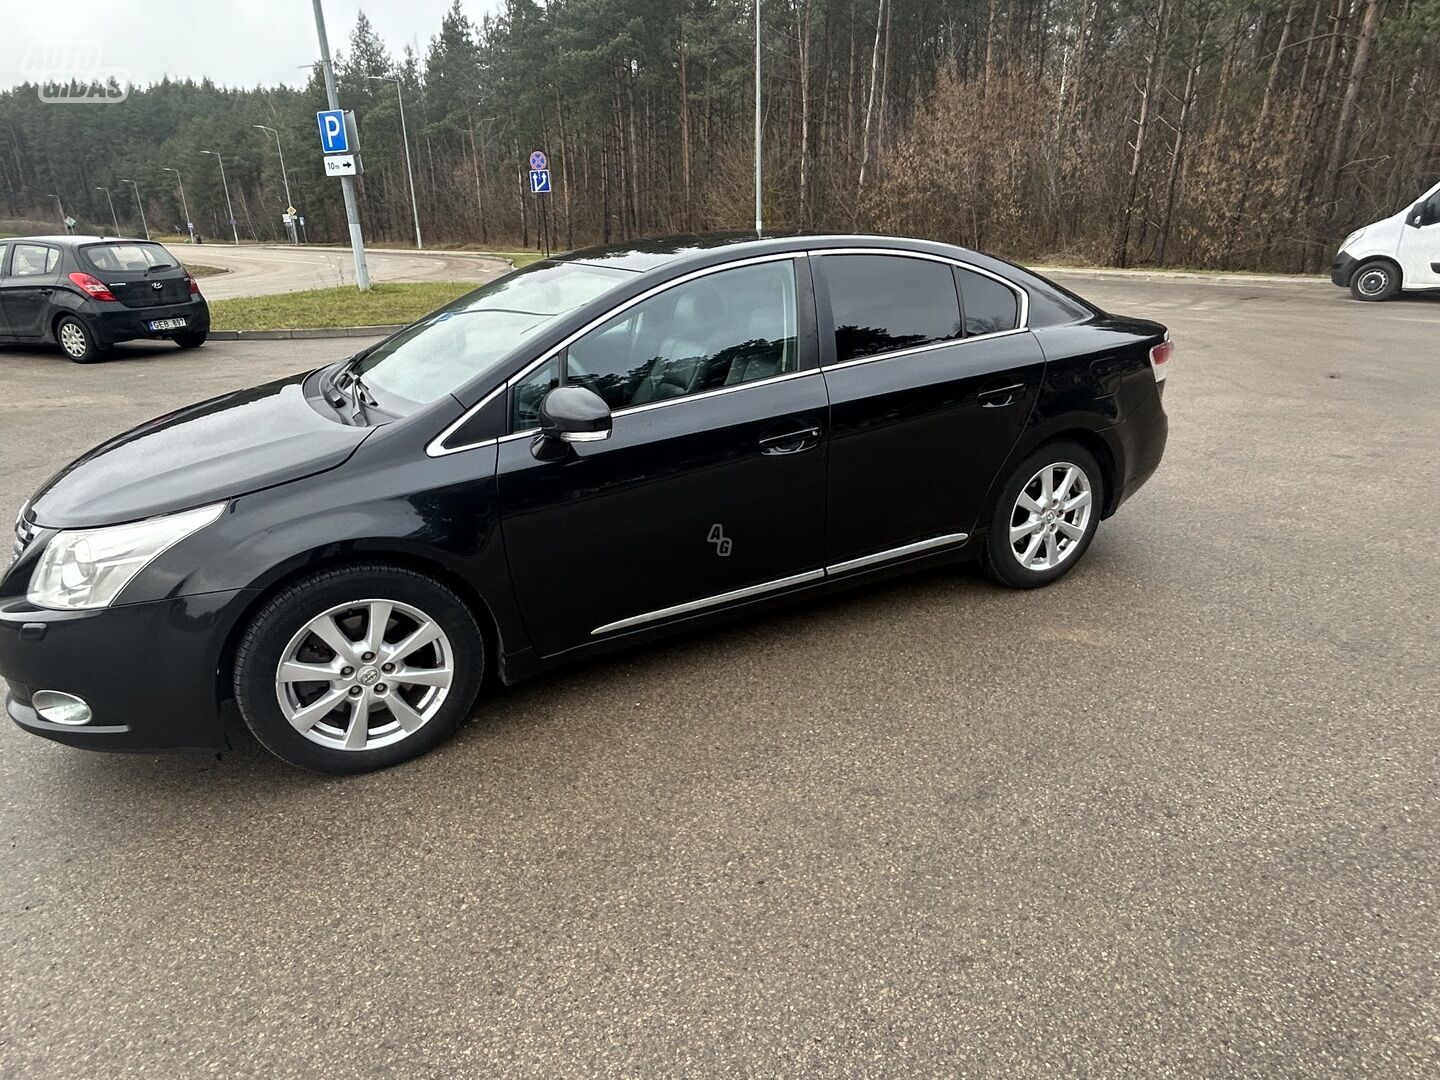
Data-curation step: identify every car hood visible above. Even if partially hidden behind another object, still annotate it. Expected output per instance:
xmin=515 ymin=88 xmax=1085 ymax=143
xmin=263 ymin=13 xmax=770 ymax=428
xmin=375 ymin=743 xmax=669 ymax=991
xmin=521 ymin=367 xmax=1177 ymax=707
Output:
xmin=28 ymin=372 xmax=372 ymax=528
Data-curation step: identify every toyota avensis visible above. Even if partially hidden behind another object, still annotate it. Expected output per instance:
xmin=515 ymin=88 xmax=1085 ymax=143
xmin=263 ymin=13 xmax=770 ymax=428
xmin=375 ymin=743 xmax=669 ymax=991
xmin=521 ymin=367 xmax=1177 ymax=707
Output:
xmin=1 ymin=234 xmax=1170 ymax=773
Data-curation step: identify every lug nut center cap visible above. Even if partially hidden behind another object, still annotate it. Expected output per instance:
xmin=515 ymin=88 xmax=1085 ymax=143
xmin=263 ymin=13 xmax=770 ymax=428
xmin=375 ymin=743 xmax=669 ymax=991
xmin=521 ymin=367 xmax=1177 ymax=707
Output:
xmin=357 ymin=667 xmax=381 ymax=686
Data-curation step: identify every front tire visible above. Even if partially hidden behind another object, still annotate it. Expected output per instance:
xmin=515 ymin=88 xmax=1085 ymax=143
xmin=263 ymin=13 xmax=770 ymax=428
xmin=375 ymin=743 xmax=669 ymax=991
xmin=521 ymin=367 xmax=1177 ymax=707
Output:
xmin=982 ymin=441 xmax=1104 ymax=589
xmin=55 ymin=316 xmax=104 ymax=363
xmin=233 ymin=565 xmax=485 ymax=773
xmin=174 ymin=332 xmax=207 ymax=349
xmin=1349 ymin=260 xmax=1401 ymax=302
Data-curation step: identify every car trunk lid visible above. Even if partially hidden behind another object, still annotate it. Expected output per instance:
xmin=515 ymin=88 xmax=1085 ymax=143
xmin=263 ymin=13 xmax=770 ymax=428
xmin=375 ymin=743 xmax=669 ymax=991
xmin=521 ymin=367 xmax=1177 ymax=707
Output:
xmin=78 ymin=241 xmax=193 ymax=308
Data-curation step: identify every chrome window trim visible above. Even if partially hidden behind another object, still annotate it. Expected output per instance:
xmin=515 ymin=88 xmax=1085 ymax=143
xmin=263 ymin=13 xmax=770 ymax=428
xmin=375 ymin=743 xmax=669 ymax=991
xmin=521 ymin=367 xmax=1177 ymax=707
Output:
xmin=808 ymin=246 xmax=1029 ymax=368
xmin=590 ymin=531 xmax=970 ymax=636
xmin=427 ymin=251 xmax=805 ymax=458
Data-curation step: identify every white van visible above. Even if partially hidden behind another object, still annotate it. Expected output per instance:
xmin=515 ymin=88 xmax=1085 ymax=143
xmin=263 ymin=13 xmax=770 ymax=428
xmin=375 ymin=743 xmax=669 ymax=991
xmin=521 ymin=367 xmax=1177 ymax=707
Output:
xmin=1332 ymin=181 xmax=1440 ymax=300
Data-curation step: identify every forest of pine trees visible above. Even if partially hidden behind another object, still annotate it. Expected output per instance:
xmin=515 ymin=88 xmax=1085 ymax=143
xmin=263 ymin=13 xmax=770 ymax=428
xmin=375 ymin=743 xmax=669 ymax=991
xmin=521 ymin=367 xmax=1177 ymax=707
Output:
xmin=1 ymin=0 xmax=1436 ymax=272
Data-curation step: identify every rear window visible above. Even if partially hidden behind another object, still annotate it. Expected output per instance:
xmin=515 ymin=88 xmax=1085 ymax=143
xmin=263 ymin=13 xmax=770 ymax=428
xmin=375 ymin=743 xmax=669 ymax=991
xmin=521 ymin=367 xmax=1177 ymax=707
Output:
xmin=81 ymin=242 xmax=178 ymax=273
xmin=954 ymin=267 xmax=1020 ymax=335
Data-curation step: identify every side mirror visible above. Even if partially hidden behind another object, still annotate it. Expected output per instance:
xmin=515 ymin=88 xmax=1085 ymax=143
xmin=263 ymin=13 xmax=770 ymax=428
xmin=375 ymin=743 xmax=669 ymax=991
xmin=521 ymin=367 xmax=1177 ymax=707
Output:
xmin=538 ymin=385 xmax=612 ymax=446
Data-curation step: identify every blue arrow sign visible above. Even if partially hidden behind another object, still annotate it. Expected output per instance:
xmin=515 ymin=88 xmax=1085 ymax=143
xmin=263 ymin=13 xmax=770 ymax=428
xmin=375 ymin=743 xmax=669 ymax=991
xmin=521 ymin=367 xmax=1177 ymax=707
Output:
xmin=529 ymin=168 xmax=551 ymax=194
xmin=317 ymin=110 xmax=349 ymax=153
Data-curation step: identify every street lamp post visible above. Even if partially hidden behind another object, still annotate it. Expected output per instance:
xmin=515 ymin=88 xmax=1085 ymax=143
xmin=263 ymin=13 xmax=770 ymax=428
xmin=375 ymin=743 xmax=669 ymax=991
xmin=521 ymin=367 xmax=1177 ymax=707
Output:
xmin=95 ymin=186 xmax=120 ymax=235
xmin=119 ymin=180 xmax=150 ymax=240
xmin=46 ymin=192 xmax=69 ymax=233
xmin=253 ymin=124 xmax=297 ymax=244
xmin=162 ymin=167 xmax=194 ymax=242
xmin=367 ymin=74 xmax=423 ymax=249
xmin=200 ymin=150 xmax=240 ymax=245
xmin=754 ymin=0 xmax=763 ymax=236
xmin=471 ymin=112 xmax=503 ymax=245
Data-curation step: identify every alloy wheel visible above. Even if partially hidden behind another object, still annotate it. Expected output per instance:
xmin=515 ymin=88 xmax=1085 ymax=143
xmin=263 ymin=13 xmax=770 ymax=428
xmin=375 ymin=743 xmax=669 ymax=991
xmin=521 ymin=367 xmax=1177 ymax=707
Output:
xmin=275 ymin=598 xmax=455 ymax=752
xmin=1008 ymin=461 xmax=1094 ymax=571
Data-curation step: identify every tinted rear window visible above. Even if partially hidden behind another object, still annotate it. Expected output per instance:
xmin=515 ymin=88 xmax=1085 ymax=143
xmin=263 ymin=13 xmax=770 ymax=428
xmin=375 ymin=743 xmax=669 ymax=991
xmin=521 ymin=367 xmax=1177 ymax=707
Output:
xmin=824 ymin=254 xmax=962 ymax=363
xmin=954 ymin=267 xmax=1020 ymax=335
xmin=81 ymin=242 xmax=178 ymax=273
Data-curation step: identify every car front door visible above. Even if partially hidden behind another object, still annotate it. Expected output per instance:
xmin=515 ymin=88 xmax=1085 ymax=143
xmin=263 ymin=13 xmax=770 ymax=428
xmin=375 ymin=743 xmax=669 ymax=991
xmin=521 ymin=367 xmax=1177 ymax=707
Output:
xmin=815 ymin=251 xmax=1046 ymax=570
xmin=1397 ymin=185 xmax=1440 ymax=288
xmin=497 ymin=255 xmax=829 ymax=656
xmin=0 ymin=242 xmax=61 ymax=340
xmin=0 ymin=243 xmax=12 ymax=339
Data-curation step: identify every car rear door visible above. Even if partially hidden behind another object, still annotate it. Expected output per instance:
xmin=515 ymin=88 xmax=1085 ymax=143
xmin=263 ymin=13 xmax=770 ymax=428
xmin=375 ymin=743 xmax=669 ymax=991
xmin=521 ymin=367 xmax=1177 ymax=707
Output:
xmin=496 ymin=254 xmax=828 ymax=656
xmin=0 ymin=242 xmax=12 ymax=338
xmin=0 ymin=242 xmax=61 ymax=340
xmin=814 ymin=250 xmax=1045 ymax=571
xmin=78 ymin=241 xmax=192 ymax=319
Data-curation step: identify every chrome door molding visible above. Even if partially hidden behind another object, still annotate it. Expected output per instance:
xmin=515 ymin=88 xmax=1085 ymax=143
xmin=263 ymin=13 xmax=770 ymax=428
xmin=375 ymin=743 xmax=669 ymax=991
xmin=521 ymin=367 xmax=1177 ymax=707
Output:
xmin=589 ymin=531 xmax=969 ymax=636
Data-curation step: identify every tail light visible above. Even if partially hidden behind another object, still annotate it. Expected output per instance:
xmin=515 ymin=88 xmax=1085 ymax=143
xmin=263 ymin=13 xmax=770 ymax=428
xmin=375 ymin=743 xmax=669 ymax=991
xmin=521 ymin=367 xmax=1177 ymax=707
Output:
xmin=67 ymin=272 xmax=116 ymax=302
xmin=1149 ymin=336 xmax=1172 ymax=383
xmin=187 ymin=272 xmax=200 ymax=296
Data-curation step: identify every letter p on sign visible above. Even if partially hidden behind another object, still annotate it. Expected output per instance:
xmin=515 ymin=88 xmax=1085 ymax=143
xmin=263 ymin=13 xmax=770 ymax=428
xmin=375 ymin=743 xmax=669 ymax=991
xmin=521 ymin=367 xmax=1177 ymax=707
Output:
xmin=317 ymin=110 xmax=349 ymax=154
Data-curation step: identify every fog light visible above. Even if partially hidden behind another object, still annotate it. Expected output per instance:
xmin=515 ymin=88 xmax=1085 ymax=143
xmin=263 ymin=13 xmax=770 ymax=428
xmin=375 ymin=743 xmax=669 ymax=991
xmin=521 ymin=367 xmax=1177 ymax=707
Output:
xmin=31 ymin=690 xmax=92 ymax=726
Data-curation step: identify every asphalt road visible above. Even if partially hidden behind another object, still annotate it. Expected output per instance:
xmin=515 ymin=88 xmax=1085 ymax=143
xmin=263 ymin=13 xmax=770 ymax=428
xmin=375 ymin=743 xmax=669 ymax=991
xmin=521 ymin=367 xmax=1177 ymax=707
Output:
xmin=183 ymin=243 xmax=509 ymax=299
xmin=1 ymin=274 xmax=1437 ymax=1078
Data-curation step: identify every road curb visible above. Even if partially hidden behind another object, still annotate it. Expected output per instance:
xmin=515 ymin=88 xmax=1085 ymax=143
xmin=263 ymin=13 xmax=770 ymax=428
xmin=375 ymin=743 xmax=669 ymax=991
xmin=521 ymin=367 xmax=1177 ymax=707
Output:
xmin=209 ymin=324 xmax=402 ymax=341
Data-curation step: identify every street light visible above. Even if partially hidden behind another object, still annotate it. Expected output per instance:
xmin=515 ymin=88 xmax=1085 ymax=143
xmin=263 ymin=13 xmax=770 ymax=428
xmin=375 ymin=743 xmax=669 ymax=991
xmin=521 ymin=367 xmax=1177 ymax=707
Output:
xmin=470 ymin=112 xmax=504 ymax=245
xmin=253 ymin=124 xmax=297 ymax=244
xmin=46 ymin=192 xmax=70 ymax=234
xmin=118 ymin=180 xmax=149 ymax=240
xmin=95 ymin=186 xmax=120 ymax=235
xmin=754 ymin=0 xmax=762 ymax=236
xmin=199 ymin=150 xmax=240 ymax=245
xmin=366 ymin=74 xmax=423 ymax=249
xmin=162 ymin=167 xmax=194 ymax=243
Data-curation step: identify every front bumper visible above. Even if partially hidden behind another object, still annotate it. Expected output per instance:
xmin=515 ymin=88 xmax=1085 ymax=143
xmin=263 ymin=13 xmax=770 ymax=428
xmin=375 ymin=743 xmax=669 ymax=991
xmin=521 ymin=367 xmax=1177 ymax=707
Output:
xmin=0 ymin=589 xmax=250 ymax=752
xmin=89 ymin=298 xmax=211 ymax=347
xmin=1331 ymin=252 xmax=1358 ymax=288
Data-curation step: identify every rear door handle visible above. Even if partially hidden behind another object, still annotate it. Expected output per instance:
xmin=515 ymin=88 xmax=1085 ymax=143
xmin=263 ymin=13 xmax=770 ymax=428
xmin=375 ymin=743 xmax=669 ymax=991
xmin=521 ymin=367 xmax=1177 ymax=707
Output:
xmin=978 ymin=382 xmax=1024 ymax=408
xmin=759 ymin=424 xmax=822 ymax=455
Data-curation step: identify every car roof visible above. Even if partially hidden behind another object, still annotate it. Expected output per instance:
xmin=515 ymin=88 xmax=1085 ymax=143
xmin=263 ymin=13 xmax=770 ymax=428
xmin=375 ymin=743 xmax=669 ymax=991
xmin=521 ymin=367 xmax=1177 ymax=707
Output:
xmin=5 ymin=235 xmax=152 ymax=246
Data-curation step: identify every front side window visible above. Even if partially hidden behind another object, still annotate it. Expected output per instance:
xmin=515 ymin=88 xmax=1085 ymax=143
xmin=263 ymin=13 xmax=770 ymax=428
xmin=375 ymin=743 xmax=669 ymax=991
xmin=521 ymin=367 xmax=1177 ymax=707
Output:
xmin=11 ymin=244 xmax=58 ymax=277
xmin=955 ymin=267 xmax=1021 ymax=335
xmin=352 ymin=260 xmax=629 ymax=411
xmin=553 ymin=259 xmax=799 ymax=414
xmin=823 ymin=254 xmax=962 ymax=363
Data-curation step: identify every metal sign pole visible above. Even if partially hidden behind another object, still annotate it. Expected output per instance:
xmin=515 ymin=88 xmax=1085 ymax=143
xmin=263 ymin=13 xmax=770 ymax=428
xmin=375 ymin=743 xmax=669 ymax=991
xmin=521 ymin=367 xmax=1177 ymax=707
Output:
xmin=312 ymin=0 xmax=370 ymax=290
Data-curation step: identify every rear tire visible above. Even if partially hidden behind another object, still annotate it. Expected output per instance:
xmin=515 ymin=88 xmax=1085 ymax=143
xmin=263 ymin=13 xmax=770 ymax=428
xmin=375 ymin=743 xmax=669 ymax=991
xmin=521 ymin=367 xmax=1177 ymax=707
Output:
xmin=233 ymin=565 xmax=485 ymax=774
xmin=55 ymin=316 xmax=104 ymax=364
xmin=174 ymin=332 xmax=207 ymax=349
xmin=1349 ymin=260 xmax=1401 ymax=302
xmin=982 ymin=441 xmax=1104 ymax=589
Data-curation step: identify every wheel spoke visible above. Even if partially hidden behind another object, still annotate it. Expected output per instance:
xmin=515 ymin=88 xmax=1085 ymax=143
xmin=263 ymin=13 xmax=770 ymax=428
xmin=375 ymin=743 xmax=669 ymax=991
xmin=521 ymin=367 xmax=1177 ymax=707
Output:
xmin=1040 ymin=468 xmax=1054 ymax=502
xmin=1057 ymin=519 xmax=1085 ymax=541
xmin=286 ymin=686 xmax=347 ymax=733
xmin=1016 ymin=492 xmax=1043 ymax=514
xmin=384 ymin=620 xmax=443 ymax=663
xmin=1054 ymin=467 xmax=1078 ymax=501
xmin=381 ymin=692 xmax=426 ymax=733
xmin=392 ymin=664 xmax=452 ymax=689
xmin=1010 ymin=520 xmax=1041 ymax=544
xmin=343 ymin=697 xmax=370 ymax=749
xmin=1020 ymin=532 xmax=1043 ymax=565
xmin=1063 ymin=490 xmax=1092 ymax=513
xmin=278 ymin=659 xmax=341 ymax=683
xmin=362 ymin=601 xmax=393 ymax=657
xmin=1043 ymin=531 xmax=1058 ymax=568
xmin=309 ymin=614 xmax=359 ymax=664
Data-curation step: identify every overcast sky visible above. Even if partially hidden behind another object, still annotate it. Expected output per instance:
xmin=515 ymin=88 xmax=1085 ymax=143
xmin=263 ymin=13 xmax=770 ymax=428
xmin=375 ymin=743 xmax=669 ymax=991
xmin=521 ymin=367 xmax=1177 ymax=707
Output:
xmin=1 ymin=0 xmax=498 ymax=91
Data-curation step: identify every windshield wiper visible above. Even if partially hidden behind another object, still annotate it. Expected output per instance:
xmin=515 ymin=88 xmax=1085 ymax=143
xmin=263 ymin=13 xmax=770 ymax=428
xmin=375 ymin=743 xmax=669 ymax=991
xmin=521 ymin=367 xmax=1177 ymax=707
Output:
xmin=324 ymin=356 xmax=378 ymax=421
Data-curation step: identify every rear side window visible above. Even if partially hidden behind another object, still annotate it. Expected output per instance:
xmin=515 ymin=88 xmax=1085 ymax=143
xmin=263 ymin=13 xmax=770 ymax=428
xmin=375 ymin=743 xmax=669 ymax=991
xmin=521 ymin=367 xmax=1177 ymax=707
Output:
xmin=11 ymin=244 xmax=59 ymax=277
xmin=954 ymin=267 xmax=1020 ymax=335
xmin=0 ymin=244 xmax=8 ymax=273
xmin=823 ymin=254 xmax=961 ymax=363
xmin=81 ymin=242 xmax=177 ymax=273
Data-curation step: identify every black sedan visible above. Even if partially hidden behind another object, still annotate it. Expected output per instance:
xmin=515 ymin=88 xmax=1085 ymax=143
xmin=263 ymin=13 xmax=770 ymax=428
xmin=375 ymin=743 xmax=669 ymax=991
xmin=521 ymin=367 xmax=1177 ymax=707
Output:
xmin=1 ymin=234 xmax=1170 ymax=773
xmin=0 ymin=235 xmax=210 ymax=362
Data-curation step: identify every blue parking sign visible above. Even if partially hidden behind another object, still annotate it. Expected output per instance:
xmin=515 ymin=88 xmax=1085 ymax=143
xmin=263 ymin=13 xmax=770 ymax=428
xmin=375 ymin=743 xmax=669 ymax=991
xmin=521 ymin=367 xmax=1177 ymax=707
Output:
xmin=317 ymin=110 xmax=349 ymax=153
xmin=529 ymin=169 xmax=551 ymax=194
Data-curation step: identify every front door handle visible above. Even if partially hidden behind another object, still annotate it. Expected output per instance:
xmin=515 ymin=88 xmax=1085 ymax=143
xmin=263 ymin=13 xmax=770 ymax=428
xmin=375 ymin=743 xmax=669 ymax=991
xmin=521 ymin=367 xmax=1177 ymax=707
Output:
xmin=759 ymin=424 xmax=822 ymax=455
xmin=978 ymin=382 xmax=1025 ymax=408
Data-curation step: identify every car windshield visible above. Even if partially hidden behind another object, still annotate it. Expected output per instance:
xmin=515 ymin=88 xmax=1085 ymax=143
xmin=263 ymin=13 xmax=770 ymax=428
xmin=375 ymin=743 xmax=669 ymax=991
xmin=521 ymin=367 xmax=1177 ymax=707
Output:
xmin=351 ymin=261 xmax=631 ymax=410
xmin=80 ymin=242 xmax=177 ymax=273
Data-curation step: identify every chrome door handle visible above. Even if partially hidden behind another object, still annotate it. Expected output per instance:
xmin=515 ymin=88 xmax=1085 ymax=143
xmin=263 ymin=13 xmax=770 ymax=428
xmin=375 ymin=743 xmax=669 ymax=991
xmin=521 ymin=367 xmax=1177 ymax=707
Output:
xmin=978 ymin=382 xmax=1024 ymax=408
xmin=759 ymin=425 xmax=822 ymax=455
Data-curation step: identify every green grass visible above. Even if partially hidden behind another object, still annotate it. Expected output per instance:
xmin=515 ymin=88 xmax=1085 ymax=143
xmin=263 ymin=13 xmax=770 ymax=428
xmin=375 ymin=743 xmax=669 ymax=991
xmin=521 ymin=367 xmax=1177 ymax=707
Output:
xmin=209 ymin=281 xmax=477 ymax=331
xmin=183 ymin=262 xmax=226 ymax=278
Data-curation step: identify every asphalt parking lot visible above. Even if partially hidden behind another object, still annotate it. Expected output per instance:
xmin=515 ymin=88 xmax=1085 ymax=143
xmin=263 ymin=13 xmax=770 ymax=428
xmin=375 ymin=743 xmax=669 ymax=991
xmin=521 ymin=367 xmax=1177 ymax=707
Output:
xmin=1 ymin=274 xmax=1437 ymax=1078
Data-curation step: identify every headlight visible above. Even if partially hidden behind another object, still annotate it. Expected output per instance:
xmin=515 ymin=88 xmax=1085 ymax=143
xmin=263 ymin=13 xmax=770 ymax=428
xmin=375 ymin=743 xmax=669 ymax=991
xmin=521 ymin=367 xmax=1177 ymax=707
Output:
xmin=1339 ymin=228 xmax=1364 ymax=252
xmin=28 ymin=503 xmax=225 ymax=610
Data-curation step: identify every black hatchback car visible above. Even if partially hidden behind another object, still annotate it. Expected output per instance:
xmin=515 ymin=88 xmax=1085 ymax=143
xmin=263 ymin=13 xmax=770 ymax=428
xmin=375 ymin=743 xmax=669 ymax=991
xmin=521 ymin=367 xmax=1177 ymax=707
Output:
xmin=1 ymin=234 xmax=1169 ymax=773
xmin=0 ymin=235 xmax=210 ymax=362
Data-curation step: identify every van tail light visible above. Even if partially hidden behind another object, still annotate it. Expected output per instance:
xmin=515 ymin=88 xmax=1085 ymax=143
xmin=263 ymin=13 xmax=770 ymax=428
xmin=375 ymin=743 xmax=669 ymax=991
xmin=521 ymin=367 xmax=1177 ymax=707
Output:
xmin=1149 ymin=336 xmax=1172 ymax=383
xmin=187 ymin=272 xmax=201 ymax=296
xmin=67 ymin=272 xmax=116 ymax=302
